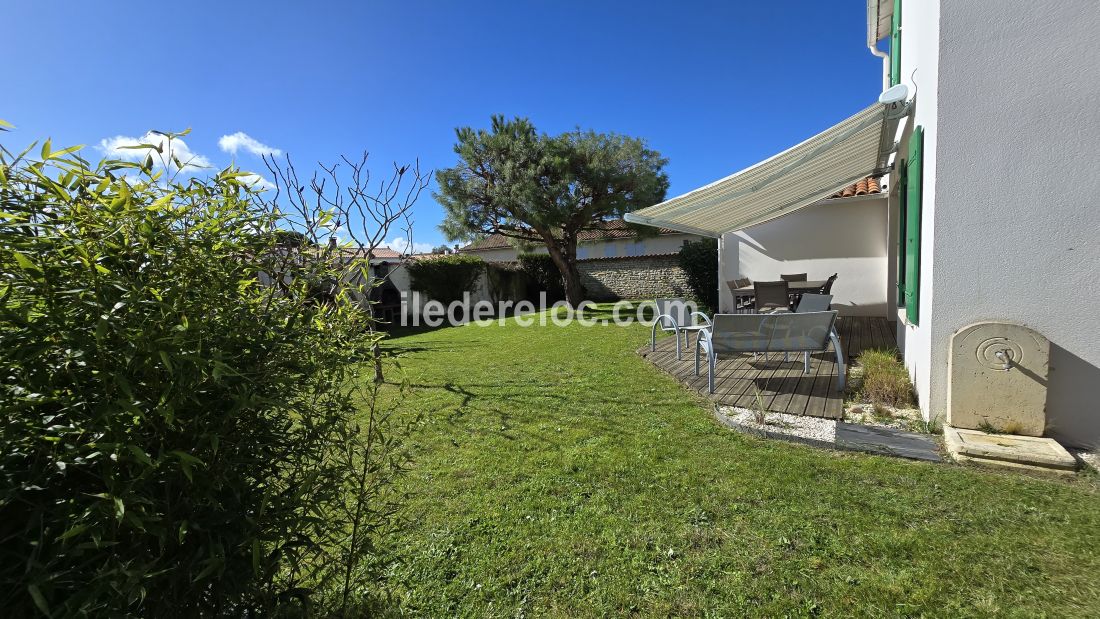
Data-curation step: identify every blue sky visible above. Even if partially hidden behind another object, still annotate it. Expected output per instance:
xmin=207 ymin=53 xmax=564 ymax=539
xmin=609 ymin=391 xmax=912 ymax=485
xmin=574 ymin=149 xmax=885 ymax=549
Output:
xmin=2 ymin=1 xmax=881 ymax=252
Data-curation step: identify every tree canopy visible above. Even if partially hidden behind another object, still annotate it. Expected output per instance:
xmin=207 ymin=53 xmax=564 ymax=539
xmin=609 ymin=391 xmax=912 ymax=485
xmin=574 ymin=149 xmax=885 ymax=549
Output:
xmin=435 ymin=116 xmax=669 ymax=305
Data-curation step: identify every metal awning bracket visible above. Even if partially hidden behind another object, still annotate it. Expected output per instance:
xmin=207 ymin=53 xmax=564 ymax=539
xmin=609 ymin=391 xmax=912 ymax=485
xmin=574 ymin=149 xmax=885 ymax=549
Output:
xmin=885 ymin=99 xmax=912 ymax=121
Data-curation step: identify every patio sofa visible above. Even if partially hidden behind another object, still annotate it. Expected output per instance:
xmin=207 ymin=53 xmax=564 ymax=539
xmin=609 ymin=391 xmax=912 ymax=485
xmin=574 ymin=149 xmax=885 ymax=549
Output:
xmin=694 ymin=311 xmax=846 ymax=394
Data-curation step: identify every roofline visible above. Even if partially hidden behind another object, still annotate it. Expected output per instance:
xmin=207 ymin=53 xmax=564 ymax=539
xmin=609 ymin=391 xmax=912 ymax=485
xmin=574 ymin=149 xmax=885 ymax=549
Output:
xmin=457 ymin=244 xmax=534 ymax=253
xmin=810 ymin=191 xmax=888 ymax=207
xmin=577 ymin=252 xmax=681 ymax=262
xmin=469 ymin=251 xmax=683 ymax=265
xmin=458 ymin=226 xmax=701 ymax=252
xmin=867 ymin=0 xmax=879 ymax=47
xmin=867 ymin=0 xmax=894 ymax=47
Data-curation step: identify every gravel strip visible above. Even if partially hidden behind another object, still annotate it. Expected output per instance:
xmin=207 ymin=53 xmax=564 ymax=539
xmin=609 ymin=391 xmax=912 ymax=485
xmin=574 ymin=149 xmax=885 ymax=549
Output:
xmin=845 ymin=402 xmax=926 ymax=432
xmin=716 ymin=406 xmax=837 ymax=447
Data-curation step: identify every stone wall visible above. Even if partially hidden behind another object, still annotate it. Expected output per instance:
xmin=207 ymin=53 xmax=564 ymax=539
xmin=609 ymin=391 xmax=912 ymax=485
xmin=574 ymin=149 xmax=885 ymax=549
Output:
xmin=577 ymin=254 xmax=690 ymax=301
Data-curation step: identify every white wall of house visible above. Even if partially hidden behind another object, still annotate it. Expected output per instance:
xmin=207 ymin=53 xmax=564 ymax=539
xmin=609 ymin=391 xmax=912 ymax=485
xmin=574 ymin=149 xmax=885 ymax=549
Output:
xmin=717 ymin=197 xmax=889 ymax=316
xmin=383 ymin=262 xmax=415 ymax=307
xmin=910 ymin=0 xmax=1100 ymax=447
xmin=576 ymin=234 xmax=694 ymax=260
xmin=386 ymin=260 xmax=495 ymax=316
xmin=461 ymin=247 xmax=518 ymax=263
xmin=889 ymin=0 xmax=941 ymax=427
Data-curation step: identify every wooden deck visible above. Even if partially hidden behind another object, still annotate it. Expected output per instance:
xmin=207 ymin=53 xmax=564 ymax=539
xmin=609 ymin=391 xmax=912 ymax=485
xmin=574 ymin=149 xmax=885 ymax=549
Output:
xmin=639 ymin=316 xmax=896 ymax=419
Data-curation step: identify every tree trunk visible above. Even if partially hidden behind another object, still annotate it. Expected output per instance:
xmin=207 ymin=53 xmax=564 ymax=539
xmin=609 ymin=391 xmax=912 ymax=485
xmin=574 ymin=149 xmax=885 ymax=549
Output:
xmin=561 ymin=259 xmax=584 ymax=308
xmin=543 ymin=236 xmax=585 ymax=308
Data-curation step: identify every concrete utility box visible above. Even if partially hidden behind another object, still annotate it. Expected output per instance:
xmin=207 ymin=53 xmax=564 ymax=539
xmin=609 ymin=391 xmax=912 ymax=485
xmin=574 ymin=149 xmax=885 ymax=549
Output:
xmin=948 ymin=322 xmax=1049 ymax=436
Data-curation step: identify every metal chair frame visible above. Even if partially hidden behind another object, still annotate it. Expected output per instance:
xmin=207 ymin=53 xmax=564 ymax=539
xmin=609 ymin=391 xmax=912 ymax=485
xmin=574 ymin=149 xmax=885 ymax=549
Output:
xmin=650 ymin=298 xmax=713 ymax=360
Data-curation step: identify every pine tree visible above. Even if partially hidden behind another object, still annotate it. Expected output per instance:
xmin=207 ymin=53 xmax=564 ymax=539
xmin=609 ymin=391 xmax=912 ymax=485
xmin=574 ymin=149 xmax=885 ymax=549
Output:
xmin=435 ymin=115 xmax=669 ymax=306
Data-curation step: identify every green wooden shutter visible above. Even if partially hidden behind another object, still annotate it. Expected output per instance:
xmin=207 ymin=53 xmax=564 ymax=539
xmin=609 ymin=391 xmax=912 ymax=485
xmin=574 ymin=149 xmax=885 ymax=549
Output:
xmin=890 ymin=0 xmax=902 ymax=86
xmin=896 ymin=160 xmax=907 ymax=307
xmin=904 ymin=126 xmax=923 ymax=324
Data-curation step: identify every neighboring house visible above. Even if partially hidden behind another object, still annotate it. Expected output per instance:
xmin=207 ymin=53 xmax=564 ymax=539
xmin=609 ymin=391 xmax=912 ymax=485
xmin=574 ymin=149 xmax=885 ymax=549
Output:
xmin=625 ymin=1 xmax=1100 ymax=447
xmin=256 ymin=242 xmax=407 ymax=321
xmin=457 ymin=220 xmax=705 ymax=301
xmin=330 ymin=244 xmax=404 ymax=279
xmin=323 ymin=244 xmax=408 ymax=321
xmin=378 ymin=249 xmax=447 ymax=316
xmin=347 ymin=244 xmax=494 ymax=322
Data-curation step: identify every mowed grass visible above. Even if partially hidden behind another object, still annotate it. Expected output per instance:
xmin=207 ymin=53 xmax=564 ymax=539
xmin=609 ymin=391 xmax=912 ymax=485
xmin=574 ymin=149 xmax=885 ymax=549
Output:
xmin=376 ymin=315 xmax=1099 ymax=617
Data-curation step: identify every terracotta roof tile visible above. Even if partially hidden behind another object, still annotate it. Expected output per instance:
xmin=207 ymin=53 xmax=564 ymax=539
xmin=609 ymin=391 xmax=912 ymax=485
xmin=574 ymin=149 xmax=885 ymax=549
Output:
xmin=458 ymin=235 xmax=516 ymax=252
xmin=829 ymin=176 xmax=884 ymax=200
xmin=332 ymin=246 xmax=403 ymax=259
xmin=370 ymin=247 xmax=403 ymax=259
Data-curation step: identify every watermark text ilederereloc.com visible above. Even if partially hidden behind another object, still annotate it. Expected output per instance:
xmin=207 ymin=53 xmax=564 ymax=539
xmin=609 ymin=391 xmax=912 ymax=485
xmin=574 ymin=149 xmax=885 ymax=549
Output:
xmin=398 ymin=292 xmax=693 ymax=328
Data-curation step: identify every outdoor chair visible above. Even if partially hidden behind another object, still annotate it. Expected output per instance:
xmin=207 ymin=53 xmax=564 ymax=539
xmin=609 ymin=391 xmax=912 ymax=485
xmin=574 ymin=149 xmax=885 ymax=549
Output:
xmin=796 ymin=293 xmax=839 ymax=343
xmin=781 ymin=273 xmax=808 ymax=309
xmin=753 ymin=280 xmax=790 ymax=313
xmin=727 ymin=278 xmax=753 ymax=313
xmin=820 ymin=273 xmax=838 ymax=295
xmin=695 ymin=311 xmax=845 ymax=394
xmin=651 ymin=298 xmax=713 ymax=360
xmin=795 ymin=293 xmax=833 ymax=313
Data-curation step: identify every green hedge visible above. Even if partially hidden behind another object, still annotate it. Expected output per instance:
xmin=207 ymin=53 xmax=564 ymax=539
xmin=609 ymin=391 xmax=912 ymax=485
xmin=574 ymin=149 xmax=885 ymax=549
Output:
xmin=0 ymin=140 xmax=406 ymax=615
xmin=678 ymin=238 xmax=718 ymax=312
xmin=517 ymin=253 xmax=566 ymax=302
xmin=485 ymin=262 xmax=527 ymax=304
xmin=406 ymin=253 xmax=485 ymax=304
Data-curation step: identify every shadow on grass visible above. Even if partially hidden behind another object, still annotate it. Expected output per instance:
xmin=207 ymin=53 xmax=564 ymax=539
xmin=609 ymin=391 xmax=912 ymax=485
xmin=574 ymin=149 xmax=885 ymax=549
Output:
xmin=382 ymin=322 xmax=460 ymax=339
xmin=389 ymin=375 xmax=667 ymax=452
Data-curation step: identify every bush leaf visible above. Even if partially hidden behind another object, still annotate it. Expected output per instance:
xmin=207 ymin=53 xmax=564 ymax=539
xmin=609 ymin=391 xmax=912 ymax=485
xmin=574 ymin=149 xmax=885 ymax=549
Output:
xmin=27 ymin=584 xmax=50 ymax=616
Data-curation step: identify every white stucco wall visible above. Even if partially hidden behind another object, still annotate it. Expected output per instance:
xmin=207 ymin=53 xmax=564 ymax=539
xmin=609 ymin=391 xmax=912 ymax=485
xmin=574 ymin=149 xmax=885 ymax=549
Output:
xmin=384 ymin=262 xmax=410 ymax=292
xmin=924 ymin=0 xmax=1100 ymax=446
xmin=461 ymin=247 xmax=518 ymax=263
xmin=386 ymin=260 xmax=495 ymax=317
xmin=577 ymin=234 xmax=695 ymax=260
xmin=889 ymin=0 xmax=940 ymax=424
xmin=718 ymin=197 xmax=889 ymax=316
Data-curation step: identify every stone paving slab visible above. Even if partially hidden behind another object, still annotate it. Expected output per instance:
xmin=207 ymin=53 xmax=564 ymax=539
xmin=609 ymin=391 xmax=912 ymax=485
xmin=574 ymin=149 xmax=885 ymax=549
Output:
xmin=835 ymin=422 xmax=942 ymax=462
xmin=944 ymin=427 xmax=1077 ymax=473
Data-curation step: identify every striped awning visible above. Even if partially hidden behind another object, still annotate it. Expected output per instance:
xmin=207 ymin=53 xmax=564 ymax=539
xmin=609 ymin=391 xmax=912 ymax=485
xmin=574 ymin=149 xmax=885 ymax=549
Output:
xmin=624 ymin=92 xmax=909 ymax=237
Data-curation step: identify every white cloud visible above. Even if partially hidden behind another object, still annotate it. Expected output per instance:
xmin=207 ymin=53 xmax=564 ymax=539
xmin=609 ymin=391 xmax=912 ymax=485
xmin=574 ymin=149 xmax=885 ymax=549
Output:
xmin=384 ymin=237 xmax=434 ymax=255
xmin=98 ymin=131 xmax=212 ymax=173
xmin=218 ymin=132 xmax=281 ymax=157
xmin=239 ymin=173 xmax=276 ymax=191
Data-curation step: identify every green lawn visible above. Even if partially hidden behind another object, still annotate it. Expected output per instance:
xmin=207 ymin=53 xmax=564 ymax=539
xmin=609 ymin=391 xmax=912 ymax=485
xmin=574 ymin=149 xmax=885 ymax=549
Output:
xmin=377 ymin=315 xmax=1099 ymax=617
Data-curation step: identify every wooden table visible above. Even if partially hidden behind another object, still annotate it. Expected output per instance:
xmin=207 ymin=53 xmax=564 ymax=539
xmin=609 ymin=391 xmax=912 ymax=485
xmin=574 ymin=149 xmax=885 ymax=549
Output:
xmin=730 ymin=280 xmax=826 ymax=313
